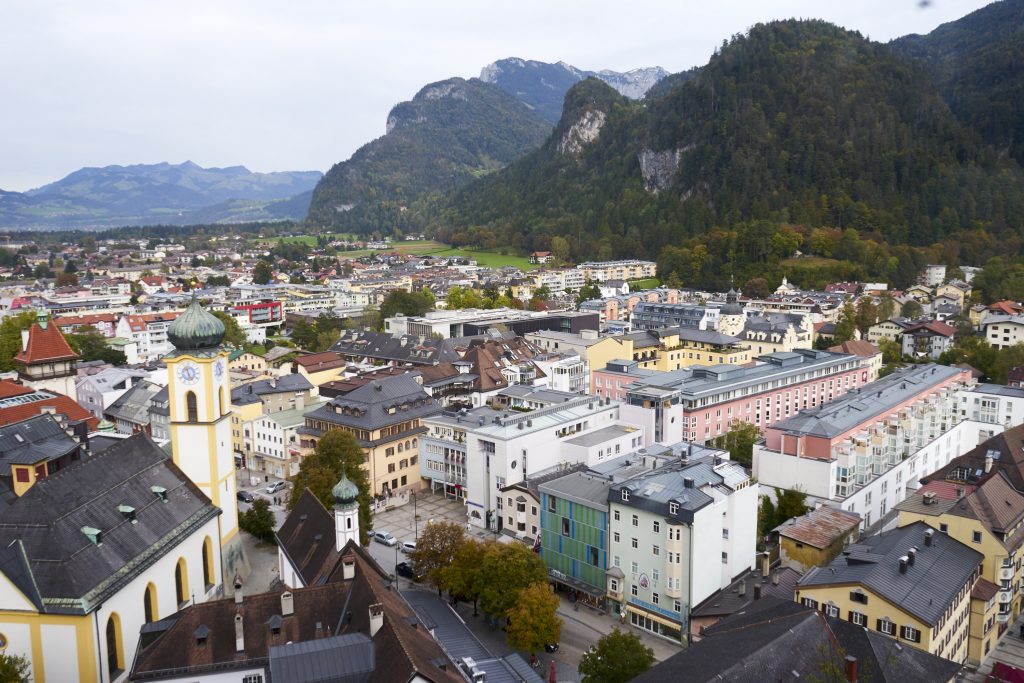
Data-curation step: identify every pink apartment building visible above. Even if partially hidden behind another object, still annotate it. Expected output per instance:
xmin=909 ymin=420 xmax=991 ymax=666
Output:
xmin=614 ymin=350 xmax=868 ymax=446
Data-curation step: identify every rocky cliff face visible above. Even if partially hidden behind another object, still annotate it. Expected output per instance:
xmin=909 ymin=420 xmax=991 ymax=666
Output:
xmin=558 ymin=110 xmax=607 ymax=156
xmin=638 ymin=147 xmax=684 ymax=192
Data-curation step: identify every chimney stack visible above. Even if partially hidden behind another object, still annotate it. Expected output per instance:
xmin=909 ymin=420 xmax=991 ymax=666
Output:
xmin=907 ymin=548 xmax=917 ymax=566
xmin=20 ymin=329 xmax=29 ymax=353
xmin=753 ymin=584 xmax=762 ymax=600
xmin=738 ymin=580 xmax=746 ymax=597
xmin=924 ymin=529 xmax=934 ymax=546
xmin=369 ymin=603 xmax=384 ymax=638
xmin=772 ymin=571 xmax=780 ymax=586
xmin=234 ymin=580 xmax=243 ymax=605
xmin=342 ymin=556 xmax=355 ymax=580
xmin=844 ymin=655 xmax=858 ymax=683
xmin=760 ymin=551 xmax=771 ymax=576
xmin=281 ymin=591 xmax=294 ymax=617
xmin=234 ymin=613 xmax=244 ymax=652
xmin=898 ymin=556 xmax=909 ymax=574
xmin=985 ymin=455 xmax=994 ymax=473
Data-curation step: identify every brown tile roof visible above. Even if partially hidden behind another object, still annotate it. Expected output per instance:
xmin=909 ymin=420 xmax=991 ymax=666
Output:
xmin=15 ymin=321 xmax=78 ymax=365
xmin=295 ymin=351 xmax=346 ymax=371
xmin=774 ymin=506 xmax=861 ymax=549
xmin=120 ymin=312 xmax=180 ymax=331
xmin=275 ymin=489 xmax=342 ymax=587
xmin=53 ymin=313 xmax=118 ymax=328
xmin=131 ymin=583 xmax=350 ymax=678
xmin=0 ymin=381 xmax=99 ymax=430
xmin=917 ymin=480 xmax=978 ymax=500
xmin=828 ymin=340 xmax=881 ymax=357
xmin=945 ymin=472 xmax=1024 ymax=550
xmin=904 ymin=320 xmax=956 ymax=337
xmin=972 ymin=577 xmax=1000 ymax=601
xmin=924 ymin=425 xmax=1024 ymax=493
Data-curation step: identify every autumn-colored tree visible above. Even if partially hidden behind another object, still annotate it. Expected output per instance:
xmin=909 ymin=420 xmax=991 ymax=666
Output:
xmin=409 ymin=521 xmax=466 ymax=595
xmin=477 ymin=541 xmax=546 ymax=618
xmin=711 ymin=421 xmax=762 ymax=468
xmin=289 ymin=429 xmax=372 ymax=544
xmin=0 ymin=652 xmax=31 ymax=683
xmin=0 ymin=311 xmax=37 ymax=373
xmin=505 ymin=583 xmax=562 ymax=655
xmin=212 ymin=311 xmax=247 ymax=348
xmin=443 ymin=539 xmax=489 ymax=614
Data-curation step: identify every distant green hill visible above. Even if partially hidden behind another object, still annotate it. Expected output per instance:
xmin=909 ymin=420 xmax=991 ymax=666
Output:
xmin=891 ymin=0 xmax=1024 ymax=166
xmin=430 ymin=20 xmax=1024 ymax=289
xmin=305 ymin=77 xmax=552 ymax=231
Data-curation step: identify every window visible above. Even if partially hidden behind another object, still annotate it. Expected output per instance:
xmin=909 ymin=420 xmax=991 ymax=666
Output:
xmin=721 ymin=552 xmax=728 ymax=564
xmin=940 ymin=523 xmax=948 ymax=533
xmin=613 ymin=532 xmax=620 ymax=543
xmin=973 ymin=531 xmax=983 ymax=543
xmin=849 ymin=611 xmax=867 ymax=627
xmin=653 ymin=545 xmax=660 ymax=556
xmin=631 ymin=584 xmax=638 ymax=597
xmin=722 ymin=528 xmax=729 ymax=540
xmin=548 ymin=496 xmax=556 ymax=513
xmin=242 ymin=676 xmax=264 ymax=683
xmin=562 ymin=518 xmax=570 ymax=536
xmin=631 ymin=561 xmax=638 ymax=574
xmin=622 ymin=489 xmax=630 ymax=502
xmin=631 ymin=538 xmax=638 ymax=549
xmin=669 ymin=502 xmax=679 ymax=515
xmin=186 ymin=391 xmax=198 ymax=423
xmin=610 ymin=579 xmax=618 ymax=592
xmin=824 ymin=603 xmax=839 ymax=618
xmin=613 ymin=510 xmax=620 ymax=521
xmin=877 ymin=619 xmax=896 ymax=636
xmin=652 ymin=593 xmax=659 ymax=605
xmin=801 ymin=598 xmax=818 ymax=609
xmin=850 ymin=591 xmax=868 ymax=605
xmin=901 ymin=625 xmax=921 ymax=643
xmin=632 ymin=514 xmax=638 ymax=527
xmin=652 ymin=520 xmax=660 ymax=533
xmin=588 ymin=546 xmax=599 ymax=565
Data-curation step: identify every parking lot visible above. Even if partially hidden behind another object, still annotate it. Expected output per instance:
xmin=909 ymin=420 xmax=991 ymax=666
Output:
xmin=363 ymin=489 xmax=471 ymax=570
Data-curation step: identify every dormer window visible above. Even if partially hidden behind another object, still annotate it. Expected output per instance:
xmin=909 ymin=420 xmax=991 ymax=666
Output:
xmin=194 ymin=624 xmax=209 ymax=647
xmin=118 ymin=505 xmax=137 ymax=524
xmin=82 ymin=526 xmax=103 ymax=546
xmin=621 ymin=489 xmax=630 ymax=502
xmin=669 ymin=502 xmax=679 ymax=515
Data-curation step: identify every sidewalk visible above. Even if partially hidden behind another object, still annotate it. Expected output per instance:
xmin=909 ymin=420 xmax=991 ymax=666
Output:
xmin=965 ymin=617 xmax=1024 ymax=682
xmin=553 ymin=596 xmax=684 ymax=663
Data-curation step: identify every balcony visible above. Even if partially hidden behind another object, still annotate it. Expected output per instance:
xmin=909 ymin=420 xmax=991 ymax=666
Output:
xmin=999 ymin=590 xmax=1013 ymax=604
xmin=1000 ymin=566 xmax=1014 ymax=581
xmin=998 ymin=613 xmax=1011 ymax=624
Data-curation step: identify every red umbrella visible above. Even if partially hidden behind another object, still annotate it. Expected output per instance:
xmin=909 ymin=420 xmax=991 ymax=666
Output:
xmin=549 ymin=660 xmax=557 ymax=683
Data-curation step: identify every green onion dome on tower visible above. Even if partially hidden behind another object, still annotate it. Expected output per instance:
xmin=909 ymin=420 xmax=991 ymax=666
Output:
xmin=332 ymin=472 xmax=359 ymax=508
xmin=167 ymin=292 xmax=226 ymax=350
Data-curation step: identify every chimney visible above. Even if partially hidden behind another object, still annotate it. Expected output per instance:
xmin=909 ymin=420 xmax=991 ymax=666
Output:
xmin=269 ymin=377 xmax=277 ymax=389
xmin=21 ymin=329 xmax=29 ymax=353
xmin=281 ymin=591 xmax=294 ymax=617
xmin=924 ymin=529 xmax=934 ymax=546
xmin=369 ymin=603 xmax=384 ymax=638
xmin=753 ymin=584 xmax=762 ymax=600
xmin=760 ymin=551 xmax=770 ymax=576
xmin=985 ymin=454 xmax=994 ymax=473
xmin=234 ymin=580 xmax=243 ymax=604
xmin=234 ymin=613 xmax=244 ymax=652
xmin=342 ymin=556 xmax=355 ymax=580
xmin=683 ymin=477 xmax=694 ymax=489
xmin=772 ymin=571 xmax=780 ymax=586
xmin=907 ymin=548 xmax=917 ymax=566
xmin=738 ymin=580 xmax=746 ymax=597
xmin=898 ymin=556 xmax=909 ymax=574
xmin=844 ymin=655 xmax=858 ymax=683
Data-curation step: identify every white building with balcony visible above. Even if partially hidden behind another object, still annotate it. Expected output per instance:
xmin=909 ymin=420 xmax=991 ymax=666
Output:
xmin=960 ymin=384 xmax=1024 ymax=428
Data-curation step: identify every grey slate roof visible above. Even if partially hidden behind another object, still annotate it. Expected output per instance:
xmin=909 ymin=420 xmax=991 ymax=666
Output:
xmin=0 ymin=432 xmax=220 ymax=614
xmin=231 ymin=373 xmax=313 ymax=405
xmin=539 ymin=471 xmax=614 ymax=509
xmin=104 ymin=379 xmax=162 ymax=426
xmin=268 ymin=633 xmax=374 ymax=683
xmin=797 ymin=521 xmax=982 ymax=626
xmin=331 ymin=330 xmax=465 ymax=365
xmin=305 ymin=375 xmax=440 ymax=434
xmin=0 ymin=414 xmax=80 ymax=475
xmin=634 ymin=596 xmax=961 ymax=683
xmin=770 ymin=363 xmax=962 ymax=439
xmin=609 ymin=452 xmax=743 ymax=524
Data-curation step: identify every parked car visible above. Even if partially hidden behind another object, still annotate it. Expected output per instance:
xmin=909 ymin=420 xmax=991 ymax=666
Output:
xmin=265 ymin=481 xmax=288 ymax=494
xmin=544 ymin=642 xmax=560 ymax=653
xmin=395 ymin=562 xmax=416 ymax=579
xmin=373 ymin=531 xmax=398 ymax=546
xmin=236 ymin=490 xmax=254 ymax=503
xmin=401 ymin=541 xmax=416 ymax=554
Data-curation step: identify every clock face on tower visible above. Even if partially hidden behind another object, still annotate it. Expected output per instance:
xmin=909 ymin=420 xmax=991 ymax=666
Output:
xmin=177 ymin=362 xmax=200 ymax=386
xmin=214 ymin=359 xmax=225 ymax=381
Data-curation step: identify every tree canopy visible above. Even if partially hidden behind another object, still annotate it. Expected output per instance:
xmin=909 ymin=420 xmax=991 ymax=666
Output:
xmin=289 ymin=430 xmax=373 ymax=544
xmin=578 ymin=629 xmax=655 ymax=683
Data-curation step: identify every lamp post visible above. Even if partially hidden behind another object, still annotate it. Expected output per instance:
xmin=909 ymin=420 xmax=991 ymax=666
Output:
xmin=413 ymin=491 xmax=418 ymax=541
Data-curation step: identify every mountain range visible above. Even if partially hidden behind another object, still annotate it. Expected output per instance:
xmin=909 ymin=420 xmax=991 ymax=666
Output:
xmin=305 ymin=60 xmax=668 ymax=230
xmin=0 ymin=161 xmax=321 ymax=229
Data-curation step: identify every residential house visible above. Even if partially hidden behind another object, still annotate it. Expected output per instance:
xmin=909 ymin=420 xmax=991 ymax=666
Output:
xmin=867 ymin=317 xmax=914 ymax=344
xmin=901 ymin=320 xmax=956 ymax=359
xmin=829 ymin=339 xmax=883 ymax=381
xmin=982 ymin=314 xmax=1024 ymax=350
xmin=14 ymin=318 xmax=79 ymax=396
xmin=774 ymin=506 xmax=861 ymax=572
xmin=249 ymin=399 xmax=327 ymax=478
xmin=795 ymin=521 xmax=982 ymax=663
xmin=75 ymin=368 xmax=150 ymax=419
xmin=116 ymin=311 xmax=181 ymax=362
xmin=960 ymin=384 xmax=1024 ymax=429
xmin=104 ymin=379 xmax=164 ymax=436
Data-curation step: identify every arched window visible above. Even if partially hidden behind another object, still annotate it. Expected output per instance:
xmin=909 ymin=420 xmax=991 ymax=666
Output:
xmin=398 ymin=443 xmax=403 ymax=453
xmin=202 ymin=537 xmax=214 ymax=588
xmin=412 ymin=438 xmax=417 ymax=448
xmin=106 ymin=613 xmax=124 ymax=679
xmin=405 ymin=440 xmax=411 ymax=450
xmin=175 ymin=557 xmax=189 ymax=606
xmin=186 ymin=392 xmax=198 ymax=423
xmin=143 ymin=583 xmax=158 ymax=624
xmin=219 ymin=387 xmax=227 ymax=417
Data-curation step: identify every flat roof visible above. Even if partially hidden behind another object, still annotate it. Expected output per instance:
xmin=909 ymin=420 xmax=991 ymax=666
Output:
xmin=564 ymin=423 xmax=638 ymax=447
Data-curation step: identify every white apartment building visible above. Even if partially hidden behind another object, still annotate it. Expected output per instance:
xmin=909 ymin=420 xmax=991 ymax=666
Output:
xmin=982 ymin=315 xmax=1024 ymax=350
xmin=960 ymin=384 xmax=1024 ymax=428
xmin=249 ymin=399 xmax=327 ymax=478
xmin=577 ymin=260 xmax=657 ymax=282
xmin=606 ymin=452 xmax=757 ymax=641
xmin=116 ymin=312 xmax=181 ymax=362
xmin=534 ymin=354 xmax=589 ymax=394
xmin=753 ymin=364 xmax=993 ymax=530
xmin=419 ymin=390 xmax=641 ymax=530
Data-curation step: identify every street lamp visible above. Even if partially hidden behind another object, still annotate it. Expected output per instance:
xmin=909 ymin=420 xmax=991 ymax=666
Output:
xmin=413 ymin=491 xmax=418 ymax=541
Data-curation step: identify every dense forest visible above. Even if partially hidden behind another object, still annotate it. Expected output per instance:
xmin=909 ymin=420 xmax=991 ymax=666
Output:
xmin=424 ymin=19 xmax=1024 ymax=289
xmin=305 ymin=77 xmax=551 ymax=231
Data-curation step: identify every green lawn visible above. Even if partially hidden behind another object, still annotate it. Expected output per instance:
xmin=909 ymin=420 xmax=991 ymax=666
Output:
xmin=628 ymin=277 xmax=661 ymax=290
xmin=335 ymin=242 xmax=537 ymax=269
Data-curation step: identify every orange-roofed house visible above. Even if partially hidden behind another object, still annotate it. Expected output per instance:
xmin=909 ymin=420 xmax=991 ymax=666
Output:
xmin=116 ymin=311 xmax=181 ymax=362
xmin=14 ymin=318 xmax=79 ymax=395
xmin=0 ymin=379 xmax=98 ymax=432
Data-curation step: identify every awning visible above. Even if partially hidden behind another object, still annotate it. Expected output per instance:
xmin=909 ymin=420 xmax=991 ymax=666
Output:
xmin=548 ymin=569 xmax=604 ymax=599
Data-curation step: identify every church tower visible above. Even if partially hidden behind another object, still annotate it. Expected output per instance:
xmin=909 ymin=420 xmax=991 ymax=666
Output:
xmin=332 ymin=472 xmax=360 ymax=550
xmin=718 ymin=288 xmax=746 ymax=337
xmin=164 ymin=295 xmax=243 ymax=577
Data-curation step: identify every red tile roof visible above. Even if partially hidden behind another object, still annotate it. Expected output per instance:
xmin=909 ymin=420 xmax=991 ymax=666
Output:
xmin=120 ymin=312 xmax=180 ymax=331
xmin=828 ymin=340 xmax=881 ymax=357
xmin=15 ymin=321 xmax=79 ymax=365
xmin=0 ymin=380 xmax=98 ymax=430
xmin=53 ymin=313 xmax=118 ymax=328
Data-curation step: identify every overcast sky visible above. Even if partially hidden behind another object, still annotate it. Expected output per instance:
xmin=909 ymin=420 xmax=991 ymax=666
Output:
xmin=0 ymin=0 xmax=993 ymax=191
